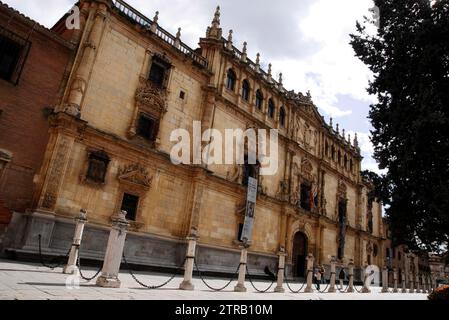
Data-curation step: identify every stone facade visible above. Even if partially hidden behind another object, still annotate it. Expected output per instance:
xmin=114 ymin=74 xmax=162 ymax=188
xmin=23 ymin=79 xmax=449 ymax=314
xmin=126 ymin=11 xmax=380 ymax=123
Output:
xmin=2 ymin=0 xmax=386 ymax=278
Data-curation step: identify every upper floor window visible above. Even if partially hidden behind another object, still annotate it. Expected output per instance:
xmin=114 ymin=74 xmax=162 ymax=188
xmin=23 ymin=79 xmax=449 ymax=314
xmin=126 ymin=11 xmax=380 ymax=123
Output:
xmin=0 ymin=28 xmax=31 ymax=85
xmin=325 ymin=141 xmax=330 ymax=157
xmin=268 ymin=99 xmax=275 ymax=118
xmin=242 ymin=79 xmax=250 ymax=101
xmin=279 ymin=107 xmax=286 ymax=127
xmin=226 ymin=69 xmax=236 ymax=91
xmin=344 ymin=155 xmax=348 ymax=170
xmin=86 ymin=150 xmax=110 ymax=184
xmin=148 ymin=55 xmax=171 ymax=88
xmin=331 ymin=145 xmax=335 ymax=160
xmin=350 ymin=159 xmax=354 ymax=172
xmin=255 ymin=89 xmax=264 ymax=110
xmin=338 ymin=150 xmax=342 ymax=166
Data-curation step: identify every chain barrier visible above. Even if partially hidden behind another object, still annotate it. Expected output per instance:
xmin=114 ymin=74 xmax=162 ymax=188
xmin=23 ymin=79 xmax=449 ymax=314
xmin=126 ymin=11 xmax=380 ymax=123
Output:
xmin=123 ymin=254 xmax=186 ymax=290
xmin=317 ymin=277 xmax=331 ymax=293
xmin=284 ymin=270 xmax=310 ymax=293
xmin=37 ymin=234 xmax=71 ymax=270
xmin=194 ymin=259 xmax=241 ymax=292
xmin=337 ymin=280 xmax=350 ymax=293
xmin=245 ymin=265 xmax=275 ymax=293
xmin=76 ymin=253 xmax=103 ymax=281
xmin=353 ymin=274 xmax=365 ymax=293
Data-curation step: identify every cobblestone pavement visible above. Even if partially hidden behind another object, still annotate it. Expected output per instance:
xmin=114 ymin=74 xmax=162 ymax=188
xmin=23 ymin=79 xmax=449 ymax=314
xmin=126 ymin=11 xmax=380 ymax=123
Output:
xmin=0 ymin=259 xmax=429 ymax=300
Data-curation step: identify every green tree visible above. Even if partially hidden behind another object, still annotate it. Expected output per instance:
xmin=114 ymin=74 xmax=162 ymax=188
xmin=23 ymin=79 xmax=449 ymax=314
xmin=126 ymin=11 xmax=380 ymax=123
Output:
xmin=350 ymin=0 xmax=449 ymax=253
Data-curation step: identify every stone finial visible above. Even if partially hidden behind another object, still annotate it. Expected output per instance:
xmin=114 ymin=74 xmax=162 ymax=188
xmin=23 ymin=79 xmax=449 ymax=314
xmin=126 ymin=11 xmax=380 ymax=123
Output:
xmin=354 ymin=133 xmax=359 ymax=148
xmin=150 ymin=11 xmax=159 ymax=33
xmin=241 ymin=41 xmax=247 ymax=62
xmin=336 ymin=123 xmax=340 ymax=134
xmin=174 ymin=27 xmax=181 ymax=48
xmin=348 ymin=133 xmax=351 ymax=143
xmin=278 ymin=73 xmax=283 ymax=85
xmin=267 ymin=63 xmax=272 ymax=82
xmin=330 ymin=117 xmax=333 ymax=128
xmin=206 ymin=6 xmax=222 ymax=39
xmin=255 ymin=53 xmax=261 ymax=72
xmin=342 ymin=128 xmax=345 ymax=138
xmin=226 ymin=29 xmax=233 ymax=50
xmin=212 ymin=5 xmax=220 ymax=27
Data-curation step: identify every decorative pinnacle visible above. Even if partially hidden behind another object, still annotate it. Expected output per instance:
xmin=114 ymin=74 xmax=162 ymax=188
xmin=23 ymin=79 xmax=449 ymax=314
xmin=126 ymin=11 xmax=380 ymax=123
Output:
xmin=330 ymin=117 xmax=333 ymax=128
xmin=153 ymin=11 xmax=159 ymax=24
xmin=354 ymin=133 xmax=359 ymax=147
xmin=342 ymin=128 xmax=346 ymax=138
xmin=255 ymin=53 xmax=260 ymax=66
xmin=278 ymin=73 xmax=283 ymax=85
xmin=336 ymin=123 xmax=340 ymax=133
xmin=226 ymin=30 xmax=233 ymax=50
xmin=268 ymin=63 xmax=272 ymax=76
xmin=176 ymin=27 xmax=181 ymax=39
xmin=212 ymin=6 xmax=220 ymax=27
xmin=242 ymin=42 xmax=247 ymax=54
xmin=348 ymin=134 xmax=351 ymax=143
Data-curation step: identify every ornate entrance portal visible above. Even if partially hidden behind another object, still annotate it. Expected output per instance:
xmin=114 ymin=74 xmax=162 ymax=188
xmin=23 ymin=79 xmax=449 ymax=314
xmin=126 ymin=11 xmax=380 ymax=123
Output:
xmin=292 ymin=232 xmax=308 ymax=278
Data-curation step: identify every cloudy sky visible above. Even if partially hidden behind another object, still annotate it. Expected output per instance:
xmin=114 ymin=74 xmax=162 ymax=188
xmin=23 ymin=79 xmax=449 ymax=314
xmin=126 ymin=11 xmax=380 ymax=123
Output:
xmin=3 ymin=0 xmax=381 ymax=173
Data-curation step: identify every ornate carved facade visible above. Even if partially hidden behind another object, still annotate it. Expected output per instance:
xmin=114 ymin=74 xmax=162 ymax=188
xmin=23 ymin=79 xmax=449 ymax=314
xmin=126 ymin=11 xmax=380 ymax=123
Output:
xmin=3 ymin=0 xmax=386 ymax=276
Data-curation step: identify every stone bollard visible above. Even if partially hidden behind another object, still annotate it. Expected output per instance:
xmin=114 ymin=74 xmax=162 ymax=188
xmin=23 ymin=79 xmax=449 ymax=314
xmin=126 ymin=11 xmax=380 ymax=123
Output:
xmin=381 ymin=266 xmax=389 ymax=293
xmin=346 ymin=259 xmax=354 ymax=293
xmin=362 ymin=267 xmax=372 ymax=293
xmin=234 ymin=243 xmax=249 ymax=292
xmin=328 ymin=256 xmax=337 ymax=293
xmin=63 ymin=209 xmax=88 ymax=274
xmin=274 ymin=249 xmax=286 ymax=293
xmin=393 ymin=268 xmax=398 ymax=293
xmin=409 ymin=273 xmax=415 ymax=293
xmin=415 ymin=274 xmax=421 ymax=293
xmin=96 ymin=211 xmax=130 ymax=288
xmin=304 ymin=253 xmax=315 ymax=293
xmin=421 ymin=274 xmax=427 ymax=293
xmin=401 ymin=269 xmax=407 ymax=293
xmin=179 ymin=229 xmax=198 ymax=291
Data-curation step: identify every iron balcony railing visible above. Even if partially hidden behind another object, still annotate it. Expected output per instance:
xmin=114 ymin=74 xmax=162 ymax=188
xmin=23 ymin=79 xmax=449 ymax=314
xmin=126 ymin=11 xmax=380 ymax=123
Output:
xmin=112 ymin=0 xmax=208 ymax=69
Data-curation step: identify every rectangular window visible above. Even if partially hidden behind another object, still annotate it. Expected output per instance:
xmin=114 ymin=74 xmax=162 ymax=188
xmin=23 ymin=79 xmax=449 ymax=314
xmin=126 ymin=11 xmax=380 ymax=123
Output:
xmin=300 ymin=184 xmax=312 ymax=211
xmin=237 ymin=223 xmax=244 ymax=242
xmin=120 ymin=193 xmax=139 ymax=221
xmin=179 ymin=90 xmax=185 ymax=99
xmin=137 ymin=113 xmax=157 ymax=141
xmin=0 ymin=28 xmax=30 ymax=84
xmin=148 ymin=62 xmax=166 ymax=87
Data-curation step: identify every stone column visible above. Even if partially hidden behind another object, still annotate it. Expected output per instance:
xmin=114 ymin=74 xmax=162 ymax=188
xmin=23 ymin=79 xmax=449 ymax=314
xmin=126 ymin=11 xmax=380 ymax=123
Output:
xmin=409 ymin=272 xmax=415 ymax=293
xmin=401 ymin=269 xmax=407 ymax=293
xmin=381 ymin=266 xmax=389 ymax=293
xmin=96 ymin=211 xmax=129 ymax=288
xmin=63 ymin=209 xmax=88 ymax=274
xmin=362 ymin=266 xmax=372 ymax=293
xmin=234 ymin=244 xmax=249 ymax=292
xmin=393 ymin=268 xmax=398 ymax=293
xmin=274 ymin=249 xmax=286 ymax=293
xmin=179 ymin=230 xmax=198 ymax=291
xmin=328 ymin=256 xmax=337 ymax=293
xmin=304 ymin=253 xmax=314 ymax=293
xmin=415 ymin=274 xmax=421 ymax=293
xmin=346 ymin=259 xmax=354 ymax=293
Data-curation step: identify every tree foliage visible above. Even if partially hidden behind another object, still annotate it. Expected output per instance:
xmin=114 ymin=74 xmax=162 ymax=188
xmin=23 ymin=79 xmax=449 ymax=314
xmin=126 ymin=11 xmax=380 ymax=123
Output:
xmin=350 ymin=0 xmax=449 ymax=252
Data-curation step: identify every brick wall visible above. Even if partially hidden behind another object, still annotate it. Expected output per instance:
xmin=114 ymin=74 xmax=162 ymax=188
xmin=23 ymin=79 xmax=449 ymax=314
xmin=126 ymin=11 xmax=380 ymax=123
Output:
xmin=0 ymin=3 xmax=73 ymax=223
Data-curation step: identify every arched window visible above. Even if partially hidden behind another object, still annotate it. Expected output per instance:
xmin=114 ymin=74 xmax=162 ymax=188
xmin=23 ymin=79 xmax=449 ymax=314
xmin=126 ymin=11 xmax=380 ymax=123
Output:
xmin=268 ymin=99 xmax=275 ymax=118
xmin=226 ymin=69 xmax=236 ymax=91
xmin=255 ymin=89 xmax=263 ymax=110
xmin=242 ymin=79 xmax=250 ymax=101
xmin=279 ymin=107 xmax=286 ymax=127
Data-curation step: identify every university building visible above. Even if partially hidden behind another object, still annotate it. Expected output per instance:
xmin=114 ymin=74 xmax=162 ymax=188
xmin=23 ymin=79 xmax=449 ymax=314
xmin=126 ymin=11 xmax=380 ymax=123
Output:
xmin=1 ymin=0 xmax=386 ymax=279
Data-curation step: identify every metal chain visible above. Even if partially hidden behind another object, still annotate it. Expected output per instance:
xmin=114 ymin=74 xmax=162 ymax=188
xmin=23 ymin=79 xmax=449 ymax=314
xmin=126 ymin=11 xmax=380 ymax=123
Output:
xmin=77 ymin=254 xmax=102 ymax=281
xmin=337 ymin=281 xmax=350 ymax=293
xmin=245 ymin=265 xmax=275 ymax=293
xmin=284 ymin=270 xmax=310 ymax=293
xmin=317 ymin=277 xmax=331 ymax=293
xmin=194 ymin=258 xmax=241 ymax=292
xmin=37 ymin=234 xmax=71 ymax=270
xmin=122 ymin=254 xmax=185 ymax=289
xmin=353 ymin=275 xmax=366 ymax=293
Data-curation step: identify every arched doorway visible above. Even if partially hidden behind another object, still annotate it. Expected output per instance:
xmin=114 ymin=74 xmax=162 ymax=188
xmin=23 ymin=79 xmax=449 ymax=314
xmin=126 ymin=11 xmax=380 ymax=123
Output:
xmin=292 ymin=232 xmax=308 ymax=278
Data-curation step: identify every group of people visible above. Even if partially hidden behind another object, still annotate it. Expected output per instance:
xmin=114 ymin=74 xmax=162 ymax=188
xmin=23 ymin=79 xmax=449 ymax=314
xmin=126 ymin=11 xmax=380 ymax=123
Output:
xmin=314 ymin=265 xmax=346 ymax=290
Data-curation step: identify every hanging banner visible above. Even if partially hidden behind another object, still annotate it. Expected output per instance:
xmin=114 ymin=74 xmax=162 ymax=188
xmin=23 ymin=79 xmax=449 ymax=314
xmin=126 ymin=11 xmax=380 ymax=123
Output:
xmin=240 ymin=177 xmax=258 ymax=242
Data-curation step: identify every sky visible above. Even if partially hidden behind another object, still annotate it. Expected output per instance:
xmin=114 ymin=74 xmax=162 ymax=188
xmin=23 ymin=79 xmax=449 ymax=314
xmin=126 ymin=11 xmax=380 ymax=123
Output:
xmin=2 ymin=0 xmax=381 ymax=173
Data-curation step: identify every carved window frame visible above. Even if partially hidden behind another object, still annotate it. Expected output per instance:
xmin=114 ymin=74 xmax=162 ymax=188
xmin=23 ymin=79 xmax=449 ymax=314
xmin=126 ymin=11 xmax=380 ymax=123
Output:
xmin=80 ymin=149 xmax=110 ymax=187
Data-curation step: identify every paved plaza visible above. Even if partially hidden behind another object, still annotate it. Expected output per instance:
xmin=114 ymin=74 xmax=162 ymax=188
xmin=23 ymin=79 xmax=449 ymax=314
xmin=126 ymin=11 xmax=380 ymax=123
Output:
xmin=0 ymin=259 xmax=429 ymax=300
